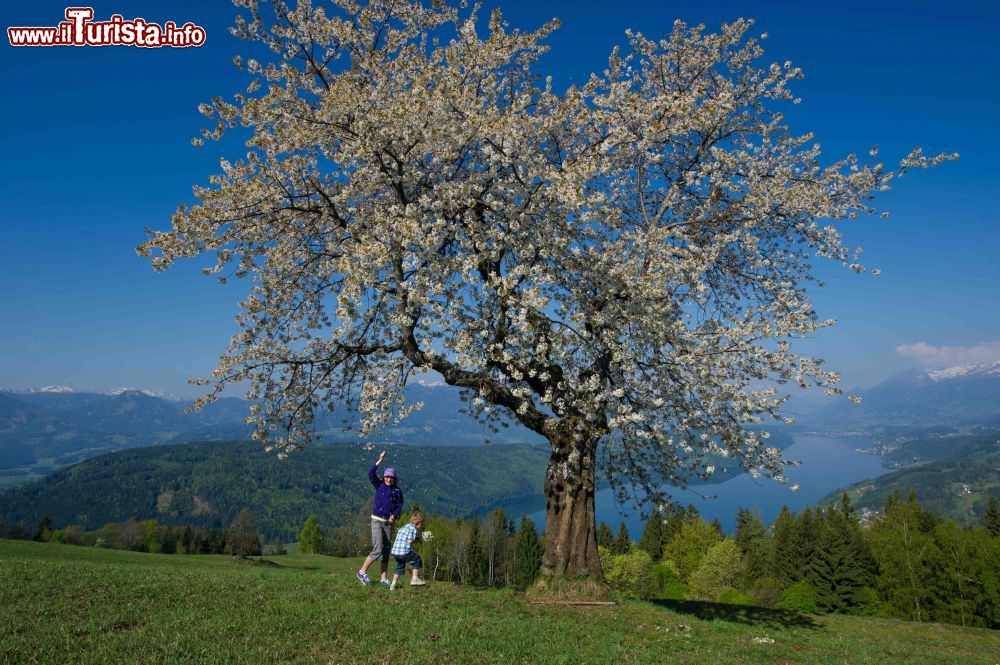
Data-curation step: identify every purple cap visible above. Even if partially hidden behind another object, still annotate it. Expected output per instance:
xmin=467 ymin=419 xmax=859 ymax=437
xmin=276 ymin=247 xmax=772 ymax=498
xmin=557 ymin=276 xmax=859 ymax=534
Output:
xmin=383 ymin=467 xmax=397 ymax=478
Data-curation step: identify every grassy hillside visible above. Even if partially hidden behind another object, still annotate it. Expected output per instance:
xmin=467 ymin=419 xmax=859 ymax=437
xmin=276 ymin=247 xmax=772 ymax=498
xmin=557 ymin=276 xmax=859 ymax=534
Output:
xmin=0 ymin=441 xmax=548 ymax=540
xmin=880 ymin=430 xmax=999 ymax=468
xmin=0 ymin=391 xmax=254 ymax=485
xmin=0 ymin=385 xmax=544 ymax=488
xmin=820 ymin=443 xmax=999 ymax=525
xmin=2 ymin=540 xmax=996 ymax=664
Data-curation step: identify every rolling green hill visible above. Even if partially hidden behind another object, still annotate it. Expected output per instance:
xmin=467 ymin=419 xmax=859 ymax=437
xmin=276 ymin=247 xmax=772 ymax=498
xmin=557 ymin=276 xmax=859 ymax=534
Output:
xmin=0 ymin=441 xmax=548 ymax=540
xmin=821 ymin=439 xmax=999 ymax=525
xmin=0 ymin=385 xmax=544 ymax=488
xmin=1 ymin=540 xmax=996 ymax=664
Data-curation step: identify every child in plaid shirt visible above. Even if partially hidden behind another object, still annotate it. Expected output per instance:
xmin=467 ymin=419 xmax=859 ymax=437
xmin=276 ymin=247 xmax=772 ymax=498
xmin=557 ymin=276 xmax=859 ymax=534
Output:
xmin=389 ymin=512 xmax=426 ymax=590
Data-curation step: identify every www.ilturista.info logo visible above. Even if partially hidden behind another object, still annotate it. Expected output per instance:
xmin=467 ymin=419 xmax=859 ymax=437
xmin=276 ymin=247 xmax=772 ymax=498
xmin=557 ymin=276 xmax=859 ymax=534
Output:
xmin=8 ymin=7 xmax=206 ymax=48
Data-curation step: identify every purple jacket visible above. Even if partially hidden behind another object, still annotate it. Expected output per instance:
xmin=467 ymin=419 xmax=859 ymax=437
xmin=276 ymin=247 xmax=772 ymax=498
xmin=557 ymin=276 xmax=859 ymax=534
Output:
xmin=369 ymin=463 xmax=403 ymax=520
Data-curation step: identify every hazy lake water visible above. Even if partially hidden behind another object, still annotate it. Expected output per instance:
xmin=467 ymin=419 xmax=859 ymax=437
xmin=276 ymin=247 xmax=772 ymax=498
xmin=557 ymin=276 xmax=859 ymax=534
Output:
xmin=502 ymin=436 xmax=887 ymax=537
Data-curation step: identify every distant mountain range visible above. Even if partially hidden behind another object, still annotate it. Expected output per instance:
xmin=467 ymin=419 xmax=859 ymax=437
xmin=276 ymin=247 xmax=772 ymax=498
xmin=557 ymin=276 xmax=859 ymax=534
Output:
xmin=803 ymin=361 xmax=1000 ymax=431
xmin=2 ymin=385 xmax=179 ymax=398
xmin=0 ymin=384 xmax=543 ymax=486
xmin=807 ymin=362 xmax=1000 ymax=525
xmin=6 ymin=358 xmax=994 ymax=490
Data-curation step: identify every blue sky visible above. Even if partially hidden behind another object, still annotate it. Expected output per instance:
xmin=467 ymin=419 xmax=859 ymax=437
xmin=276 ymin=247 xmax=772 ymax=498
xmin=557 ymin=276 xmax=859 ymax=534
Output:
xmin=1 ymin=0 xmax=997 ymax=398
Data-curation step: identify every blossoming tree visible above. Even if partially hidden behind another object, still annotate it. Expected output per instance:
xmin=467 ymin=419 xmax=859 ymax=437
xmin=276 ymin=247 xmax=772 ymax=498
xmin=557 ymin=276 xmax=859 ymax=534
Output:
xmin=138 ymin=0 xmax=953 ymax=579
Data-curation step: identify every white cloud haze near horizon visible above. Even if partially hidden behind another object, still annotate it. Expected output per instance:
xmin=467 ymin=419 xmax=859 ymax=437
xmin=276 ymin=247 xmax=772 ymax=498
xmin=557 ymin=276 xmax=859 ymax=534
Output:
xmin=895 ymin=340 xmax=1000 ymax=369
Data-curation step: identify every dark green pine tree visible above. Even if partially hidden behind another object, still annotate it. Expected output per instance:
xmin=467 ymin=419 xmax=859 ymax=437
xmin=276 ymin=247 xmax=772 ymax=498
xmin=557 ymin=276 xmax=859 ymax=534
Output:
xmin=734 ymin=507 xmax=770 ymax=586
xmin=809 ymin=510 xmax=850 ymax=611
xmin=808 ymin=507 xmax=836 ymax=600
xmin=663 ymin=506 xmax=694 ymax=545
xmin=513 ymin=516 xmax=544 ymax=589
xmin=907 ymin=489 xmax=939 ymax=533
xmin=34 ymin=515 xmax=53 ymax=542
xmin=771 ymin=505 xmax=799 ymax=583
xmin=709 ymin=517 xmax=724 ymax=538
xmin=597 ymin=521 xmax=615 ymax=550
xmin=639 ymin=510 xmax=668 ymax=561
xmin=466 ymin=517 xmax=488 ymax=586
xmin=823 ymin=495 xmax=875 ymax=613
xmin=796 ymin=508 xmax=820 ymax=581
xmin=613 ymin=523 xmax=631 ymax=555
xmin=486 ymin=506 xmax=508 ymax=585
xmin=983 ymin=496 xmax=1000 ymax=538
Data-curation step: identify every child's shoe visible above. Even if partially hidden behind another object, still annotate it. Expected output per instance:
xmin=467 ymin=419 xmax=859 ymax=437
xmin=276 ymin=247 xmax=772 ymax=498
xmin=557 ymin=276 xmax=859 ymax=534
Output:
xmin=389 ymin=581 xmax=397 ymax=591
xmin=410 ymin=578 xmax=426 ymax=586
xmin=380 ymin=579 xmax=391 ymax=587
xmin=356 ymin=571 xmax=371 ymax=585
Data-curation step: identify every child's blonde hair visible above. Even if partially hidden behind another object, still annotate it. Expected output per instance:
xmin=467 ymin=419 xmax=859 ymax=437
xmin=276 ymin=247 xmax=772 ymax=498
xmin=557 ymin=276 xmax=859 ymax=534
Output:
xmin=409 ymin=512 xmax=424 ymax=525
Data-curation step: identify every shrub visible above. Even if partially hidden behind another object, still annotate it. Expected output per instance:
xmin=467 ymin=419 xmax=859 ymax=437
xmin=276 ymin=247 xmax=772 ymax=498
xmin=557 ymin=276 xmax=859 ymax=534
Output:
xmin=855 ymin=587 xmax=882 ymax=616
xmin=598 ymin=545 xmax=615 ymax=574
xmin=749 ymin=576 xmax=784 ymax=608
xmin=689 ymin=538 xmax=744 ymax=601
xmin=661 ymin=519 xmax=722 ymax=581
xmin=603 ymin=547 xmax=653 ymax=599
xmin=298 ymin=516 xmax=325 ymax=554
xmin=45 ymin=526 xmax=83 ymax=545
xmin=649 ymin=560 xmax=682 ymax=598
xmin=264 ymin=541 xmax=288 ymax=556
xmin=776 ymin=580 xmax=818 ymax=613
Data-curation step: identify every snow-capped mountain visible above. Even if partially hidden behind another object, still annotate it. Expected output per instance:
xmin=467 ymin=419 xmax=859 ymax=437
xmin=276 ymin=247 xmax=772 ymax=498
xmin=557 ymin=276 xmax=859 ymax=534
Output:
xmin=928 ymin=360 xmax=1000 ymax=382
xmin=2 ymin=386 xmax=181 ymax=399
xmin=30 ymin=385 xmax=77 ymax=394
xmin=807 ymin=360 xmax=1000 ymax=429
xmin=103 ymin=387 xmax=180 ymax=399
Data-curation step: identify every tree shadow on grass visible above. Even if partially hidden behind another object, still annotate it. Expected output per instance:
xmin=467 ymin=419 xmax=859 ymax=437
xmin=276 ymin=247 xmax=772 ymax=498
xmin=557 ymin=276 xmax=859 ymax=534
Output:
xmin=650 ymin=599 xmax=820 ymax=629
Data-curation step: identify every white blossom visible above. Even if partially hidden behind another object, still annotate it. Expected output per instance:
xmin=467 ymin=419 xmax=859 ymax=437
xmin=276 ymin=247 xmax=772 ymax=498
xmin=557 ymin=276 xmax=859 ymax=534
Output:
xmin=139 ymin=0 xmax=953 ymax=514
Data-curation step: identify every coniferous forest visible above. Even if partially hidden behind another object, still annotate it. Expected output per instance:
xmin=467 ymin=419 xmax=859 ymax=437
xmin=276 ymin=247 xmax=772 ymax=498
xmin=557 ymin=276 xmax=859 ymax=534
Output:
xmin=618 ymin=492 xmax=999 ymax=628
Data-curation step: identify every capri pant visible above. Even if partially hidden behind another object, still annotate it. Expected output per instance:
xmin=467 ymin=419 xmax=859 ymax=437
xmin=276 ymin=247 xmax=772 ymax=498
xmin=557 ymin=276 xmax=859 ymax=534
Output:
xmin=368 ymin=518 xmax=392 ymax=574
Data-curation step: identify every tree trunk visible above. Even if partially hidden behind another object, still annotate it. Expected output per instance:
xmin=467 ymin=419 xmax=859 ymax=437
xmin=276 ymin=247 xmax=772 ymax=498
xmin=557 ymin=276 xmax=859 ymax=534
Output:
xmin=540 ymin=428 xmax=602 ymax=579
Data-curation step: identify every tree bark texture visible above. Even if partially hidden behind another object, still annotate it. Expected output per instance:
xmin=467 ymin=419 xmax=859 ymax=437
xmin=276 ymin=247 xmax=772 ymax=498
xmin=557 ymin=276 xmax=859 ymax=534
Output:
xmin=540 ymin=427 xmax=602 ymax=579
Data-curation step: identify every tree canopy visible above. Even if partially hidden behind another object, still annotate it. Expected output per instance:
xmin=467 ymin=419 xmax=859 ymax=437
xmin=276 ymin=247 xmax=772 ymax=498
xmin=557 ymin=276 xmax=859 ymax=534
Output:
xmin=138 ymin=0 xmax=953 ymax=577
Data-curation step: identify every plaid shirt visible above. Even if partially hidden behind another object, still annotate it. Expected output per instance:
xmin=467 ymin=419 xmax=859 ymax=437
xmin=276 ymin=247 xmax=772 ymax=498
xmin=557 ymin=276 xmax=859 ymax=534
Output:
xmin=391 ymin=523 xmax=418 ymax=556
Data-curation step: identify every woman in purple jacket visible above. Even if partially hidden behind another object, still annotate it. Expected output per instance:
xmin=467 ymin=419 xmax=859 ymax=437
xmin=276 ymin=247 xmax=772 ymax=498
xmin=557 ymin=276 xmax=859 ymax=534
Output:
xmin=356 ymin=450 xmax=403 ymax=586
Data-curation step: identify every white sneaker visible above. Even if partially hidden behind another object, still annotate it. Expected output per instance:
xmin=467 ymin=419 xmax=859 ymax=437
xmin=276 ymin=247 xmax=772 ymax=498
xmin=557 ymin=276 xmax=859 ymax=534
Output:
xmin=389 ymin=582 xmax=397 ymax=591
xmin=410 ymin=578 xmax=426 ymax=586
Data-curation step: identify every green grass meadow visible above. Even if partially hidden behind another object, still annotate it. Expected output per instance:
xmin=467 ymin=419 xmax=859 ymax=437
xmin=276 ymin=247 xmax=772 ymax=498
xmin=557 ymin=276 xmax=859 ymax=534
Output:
xmin=2 ymin=539 xmax=997 ymax=664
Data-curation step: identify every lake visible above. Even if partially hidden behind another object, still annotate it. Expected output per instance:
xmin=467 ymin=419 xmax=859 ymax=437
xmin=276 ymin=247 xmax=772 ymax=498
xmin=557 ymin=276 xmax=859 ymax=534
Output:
xmin=495 ymin=436 xmax=887 ymax=537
